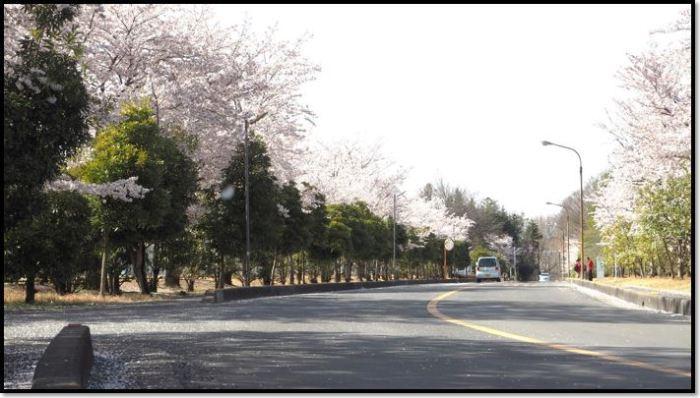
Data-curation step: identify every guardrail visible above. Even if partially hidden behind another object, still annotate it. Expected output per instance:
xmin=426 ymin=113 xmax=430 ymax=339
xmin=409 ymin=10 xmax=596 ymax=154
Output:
xmin=32 ymin=324 xmax=94 ymax=390
xmin=211 ymin=279 xmax=461 ymax=303
xmin=568 ymin=279 xmax=691 ymax=316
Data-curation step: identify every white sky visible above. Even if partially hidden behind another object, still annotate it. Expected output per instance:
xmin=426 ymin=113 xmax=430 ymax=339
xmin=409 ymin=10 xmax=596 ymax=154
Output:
xmin=211 ymin=4 xmax=689 ymax=218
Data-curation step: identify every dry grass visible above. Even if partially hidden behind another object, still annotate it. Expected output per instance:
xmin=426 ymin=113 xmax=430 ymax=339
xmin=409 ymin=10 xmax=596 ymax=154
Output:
xmin=593 ymin=277 xmax=691 ymax=294
xmin=5 ymin=274 xmax=394 ymax=309
xmin=3 ymin=284 xmax=171 ymax=309
xmin=3 ymin=277 xmax=216 ymax=309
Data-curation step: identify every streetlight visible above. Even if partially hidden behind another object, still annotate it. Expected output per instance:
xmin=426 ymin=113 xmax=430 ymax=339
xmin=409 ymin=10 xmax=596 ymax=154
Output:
xmin=542 ymin=140 xmax=584 ymax=280
xmin=546 ymin=201 xmax=571 ymax=279
xmin=393 ymin=193 xmax=396 ymax=281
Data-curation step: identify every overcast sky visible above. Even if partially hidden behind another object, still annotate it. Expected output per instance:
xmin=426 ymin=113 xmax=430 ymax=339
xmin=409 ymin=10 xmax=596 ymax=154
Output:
xmin=211 ymin=4 xmax=689 ymax=218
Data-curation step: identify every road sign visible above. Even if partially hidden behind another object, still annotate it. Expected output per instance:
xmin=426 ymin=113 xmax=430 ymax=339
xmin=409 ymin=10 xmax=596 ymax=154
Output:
xmin=444 ymin=238 xmax=454 ymax=251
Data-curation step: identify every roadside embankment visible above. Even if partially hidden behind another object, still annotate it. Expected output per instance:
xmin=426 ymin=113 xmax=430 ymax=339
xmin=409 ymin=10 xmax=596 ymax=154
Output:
xmin=210 ymin=279 xmax=461 ymax=303
xmin=568 ymin=279 xmax=691 ymax=316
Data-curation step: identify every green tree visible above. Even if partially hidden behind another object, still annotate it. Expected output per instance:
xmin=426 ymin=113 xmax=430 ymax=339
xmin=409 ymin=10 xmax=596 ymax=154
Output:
xmin=4 ymin=5 xmax=90 ymax=302
xmin=518 ymin=220 xmax=543 ymax=281
xmin=73 ymin=100 xmax=195 ymax=294
xmin=4 ymin=191 xmax=94 ymax=301
xmin=201 ymin=134 xmax=281 ymax=287
xmin=304 ymin=185 xmax=332 ymax=282
xmin=4 ymin=5 xmax=89 ymax=233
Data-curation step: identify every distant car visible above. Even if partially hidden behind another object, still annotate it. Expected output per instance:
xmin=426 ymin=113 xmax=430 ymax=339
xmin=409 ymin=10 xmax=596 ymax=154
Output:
xmin=453 ymin=266 xmax=476 ymax=281
xmin=475 ymin=257 xmax=502 ymax=282
xmin=453 ymin=266 xmax=468 ymax=278
xmin=538 ymin=272 xmax=550 ymax=282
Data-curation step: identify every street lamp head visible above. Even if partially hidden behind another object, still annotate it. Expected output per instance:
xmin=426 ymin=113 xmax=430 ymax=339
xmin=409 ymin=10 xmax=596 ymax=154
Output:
xmin=546 ymin=201 xmax=554 ymax=205
xmin=542 ymin=140 xmax=552 ymax=146
xmin=220 ymin=185 xmax=235 ymax=201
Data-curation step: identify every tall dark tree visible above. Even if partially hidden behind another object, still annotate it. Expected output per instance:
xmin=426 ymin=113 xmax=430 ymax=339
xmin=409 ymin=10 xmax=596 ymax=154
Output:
xmin=4 ymin=5 xmax=89 ymax=302
xmin=202 ymin=133 xmax=282 ymax=287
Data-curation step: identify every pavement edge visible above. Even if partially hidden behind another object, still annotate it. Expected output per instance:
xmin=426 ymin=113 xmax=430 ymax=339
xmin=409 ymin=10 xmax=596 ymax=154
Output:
xmin=568 ymin=279 xmax=690 ymax=316
xmin=212 ymin=279 xmax=460 ymax=303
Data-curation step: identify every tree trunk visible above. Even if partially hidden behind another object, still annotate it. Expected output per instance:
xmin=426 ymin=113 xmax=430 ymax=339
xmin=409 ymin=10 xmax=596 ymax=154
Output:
xmin=223 ymin=271 xmax=233 ymax=287
xmin=296 ymin=255 xmax=304 ymax=285
xmin=99 ymin=232 xmax=109 ymax=296
xmin=270 ymin=253 xmax=277 ymax=286
xmin=186 ymin=278 xmax=195 ymax=292
xmin=289 ymin=257 xmax=295 ymax=285
xmin=334 ymin=261 xmax=341 ymax=283
xmin=131 ymin=242 xmax=149 ymax=295
xmin=107 ymin=259 xmax=118 ymax=295
xmin=662 ymin=240 xmax=675 ymax=278
xmin=150 ymin=244 xmax=160 ymax=292
xmin=278 ymin=257 xmax=288 ymax=285
xmin=25 ymin=274 xmax=36 ymax=303
xmin=321 ymin=261 xmax=332 ymax=283
xmin=344 ymin=261 xmax=352 ymax=283
xmin=216 ymin=254 xmax=225 ymax=289
xmin=109 ymin=266 xmax=121 ymax=295
xmin=165 ymin=267 xmax=181 ymax=288
xmin=84 ymin=256 xmax=101 ymax=291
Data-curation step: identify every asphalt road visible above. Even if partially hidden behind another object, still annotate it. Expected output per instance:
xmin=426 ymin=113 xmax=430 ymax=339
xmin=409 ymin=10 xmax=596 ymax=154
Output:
xmin=3 ymin=281 xmax=692 ymax=390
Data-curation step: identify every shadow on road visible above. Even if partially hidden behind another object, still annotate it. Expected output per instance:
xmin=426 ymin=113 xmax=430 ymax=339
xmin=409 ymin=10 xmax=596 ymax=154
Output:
xmin=4 ymin=283 xmax=686 ymax=327
xmin=84 ymin=329 xmax=691 ymax=389
xmin=3 ymin=283 xmax=691 ymax=390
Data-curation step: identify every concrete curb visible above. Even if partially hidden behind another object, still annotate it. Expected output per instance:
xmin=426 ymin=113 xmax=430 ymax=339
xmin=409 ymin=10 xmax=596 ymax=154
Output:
xmin=32 ymin=324 xmax=94 ymax=389
xmin=568 ymin=279 xmax=691 ymax=316
xmin=212 ymin=279 xmax=461 ymax=303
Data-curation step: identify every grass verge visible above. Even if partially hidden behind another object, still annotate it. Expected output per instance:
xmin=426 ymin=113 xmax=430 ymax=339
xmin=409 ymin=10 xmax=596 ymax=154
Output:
xmin=592 ymin=277 xmax=690 ymax=295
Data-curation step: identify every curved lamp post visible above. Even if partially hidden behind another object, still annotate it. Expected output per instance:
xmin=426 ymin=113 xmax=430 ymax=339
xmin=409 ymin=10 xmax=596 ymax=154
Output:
xmin=542 ymin=140 xmax=584 ymax=280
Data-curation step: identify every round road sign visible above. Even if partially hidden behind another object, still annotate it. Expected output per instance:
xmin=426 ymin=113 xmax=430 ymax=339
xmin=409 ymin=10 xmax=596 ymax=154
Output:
xmin=444 ymin=238 xmax=454 ymax=251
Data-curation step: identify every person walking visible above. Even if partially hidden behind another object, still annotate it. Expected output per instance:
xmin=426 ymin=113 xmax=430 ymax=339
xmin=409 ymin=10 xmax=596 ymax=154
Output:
xmin=587 ymin=257 xmax=594 ymax=281
xmin=574 ymin=258 xmax=581 ymax=278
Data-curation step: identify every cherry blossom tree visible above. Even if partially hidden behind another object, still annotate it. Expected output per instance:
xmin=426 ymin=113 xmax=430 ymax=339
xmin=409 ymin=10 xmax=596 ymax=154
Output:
xmin=44 ymin=175 xmax=150 ymax=202
xmin=74 ymin=5 xmax=319 ymax=190
xmin=593 ymin=10 xmax=690 ymax=232
xmin=590 ymin=10 xmax=691 ymax=278
xmin=402 ymin=195 xmax=474 ymax=241
xmin=296 ymin=138 xmax=407 ymax=217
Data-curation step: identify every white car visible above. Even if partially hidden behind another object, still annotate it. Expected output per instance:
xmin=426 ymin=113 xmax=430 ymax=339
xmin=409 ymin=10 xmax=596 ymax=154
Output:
xmin=538 ymin=272 xmax=550 ymax=282
xmin=475 ymin=257 xmax=502 ymax=282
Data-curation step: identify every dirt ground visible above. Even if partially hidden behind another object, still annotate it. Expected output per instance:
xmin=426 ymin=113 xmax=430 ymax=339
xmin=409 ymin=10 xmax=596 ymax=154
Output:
xmin=3 ymin=274 xmax=373 ymax=308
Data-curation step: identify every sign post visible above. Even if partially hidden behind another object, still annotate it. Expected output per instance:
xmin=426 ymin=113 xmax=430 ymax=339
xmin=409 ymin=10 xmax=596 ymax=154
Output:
xmin=444 ymin=238 xmax=454 ymax=279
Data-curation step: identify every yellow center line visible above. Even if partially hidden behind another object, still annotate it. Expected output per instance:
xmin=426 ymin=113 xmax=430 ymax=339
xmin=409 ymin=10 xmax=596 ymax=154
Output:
xmin=426 ymin=286 xmax=691 ymax=378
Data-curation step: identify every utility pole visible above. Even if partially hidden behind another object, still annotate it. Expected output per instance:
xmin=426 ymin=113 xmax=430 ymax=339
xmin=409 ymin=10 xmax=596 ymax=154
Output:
xmin=561 ymin=230 xmax=566 ymax=280
xmin=578 ymin=162 xmax=584 ymax=280
xmin=392 ymin=193 xmax=396 ymax=280
xmin=443 ymin=245 xmax=448 ymax=279
xmin=513 ymin=245 xmax=517 ymax=281
xmin=243 ymin=119 xmax=251 ymax=287
xmin=241 ymin=112 xmax=267 ymax=287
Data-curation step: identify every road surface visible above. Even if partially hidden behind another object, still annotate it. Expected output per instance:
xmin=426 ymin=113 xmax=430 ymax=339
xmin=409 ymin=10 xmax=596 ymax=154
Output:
xmin=3 ymin=281 xmax=691 ymax=390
